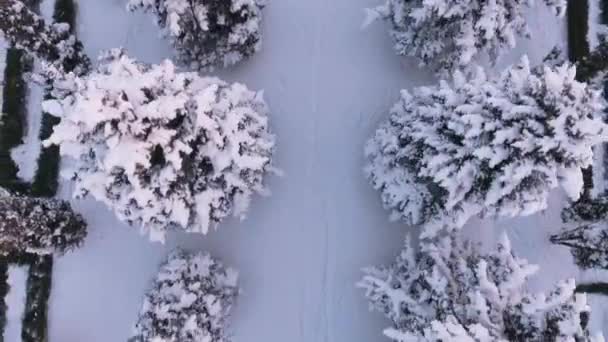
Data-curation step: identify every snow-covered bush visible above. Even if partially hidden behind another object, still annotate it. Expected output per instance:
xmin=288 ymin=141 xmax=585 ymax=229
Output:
xmin=0 ymin=0 xmax=90 ymax=76
xmin=43 ymin=49 xmax=275 ymax=242
xmin=130 ymin=250 xmax=238 ymax=342
xmin=359 ymin=233 xmax=597 ymax=341
xmin=128 ymin=0 xmax=264 ymax=70
xmin=365 ymin=0 xmax=565 ymax=73
xmin=365 ymin=56 xmax=607 ymax=235
xmin=0 ymin=193 xmax=87 ymax=256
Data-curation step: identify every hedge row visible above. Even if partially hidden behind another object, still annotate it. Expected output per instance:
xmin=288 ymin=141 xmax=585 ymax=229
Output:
xmin=22 ymin=0 xmax=80 ymax=340
xmin=0 ymin=49 xmax=31 ymax=194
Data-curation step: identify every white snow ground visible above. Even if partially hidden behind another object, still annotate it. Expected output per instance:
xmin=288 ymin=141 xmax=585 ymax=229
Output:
xmin=44 ymin=1 xmax=603 ymax=342
xmin=5 ymin=266 xmax=28 ymax=342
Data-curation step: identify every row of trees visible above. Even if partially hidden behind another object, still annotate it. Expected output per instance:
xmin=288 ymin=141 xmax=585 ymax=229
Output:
xmin=362 ymin=0 xmax=608 ymax=340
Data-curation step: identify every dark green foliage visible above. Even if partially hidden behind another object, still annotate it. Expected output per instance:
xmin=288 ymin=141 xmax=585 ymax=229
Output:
xmin=0 ymin=49 xmax=30 ymax=194
xmin=53 ymin=0 xmax=76 ymax=29
xmin=30 ymin=115 xmax=60 ymax=197
xmin=567 ymin=0 xmax=594 ymax=199
xmin=21 ymin=255 xmax=52 ymax=342
xmin=562 ymin=196 xmax=608 ymax=223
xmin=576 ymin=282 xmax=608 ymax=295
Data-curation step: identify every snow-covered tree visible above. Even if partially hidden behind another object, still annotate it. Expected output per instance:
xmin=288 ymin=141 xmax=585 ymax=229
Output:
xmin=130 ymin=250 xmax=239 ymax=342
xmin=552 ymin=222 xmax=608 ymax=270
xmin=128 ymin=0 xmax=264 ymax=71
xmin=365 ymin=56 xmax=607 ymax=236
xmin=0 ymin=192 xmax=87 ymax=256
xmin=43 ymin=49 xmax=275 ymax=242
xmin=364 ymin=0 xmax=566 ymax=73
xmin=0 ymin=0 xmax=90 ymax=76
xmin=551 ymin=196 xmax=608 ymax=270
xmin=359 ymin=233 xmax=599 ymax=341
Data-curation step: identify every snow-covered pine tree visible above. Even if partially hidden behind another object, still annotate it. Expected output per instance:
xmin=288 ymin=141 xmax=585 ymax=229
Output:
xmin=364 ymin=0 xmax=566 ymax=73
xmin=359 ymin=233 xmax=598 ymax=341
xmin=365 ymin=56 xmax=607 ymax=236
xmin=551 ymin=222 xmax=608 ymax=270
xmin=128 ymin=0 xmax=264 ymax=71
xmin=0 ymin=0 xmax=90 ymax=76
xmin=0 ymin=192 xmax=87 ymax=256
xmin=130 ymin=250 xmax=238 ymax=342
xmin=43 ymin=49 xmax=275 ymax=242
xmin=551 ymin=196 xmax=608 ymax=270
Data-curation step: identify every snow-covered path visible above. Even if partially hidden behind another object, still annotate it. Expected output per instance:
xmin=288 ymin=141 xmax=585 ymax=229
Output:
xmin=48 ymin=1 xmax=568 ymax=342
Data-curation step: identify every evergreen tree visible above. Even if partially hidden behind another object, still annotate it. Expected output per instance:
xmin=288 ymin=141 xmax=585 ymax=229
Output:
xmin=130 ymin=250 xmax=238 ymax=342
xmin=128 ymin=0 xmax=264 ymax=71
xmin=365 ymin=56 xmax=607 ymax=236
xmin=360 ymin=233 xmax=598 ymax=341
xmin=364 ymin=0 xmax=566 ymax=73
xmin=0 ymin=0 xmax=90 ymax=77
xmin=0 ymin=192 xmax=87 ymax=256
xmin=43 ymin=49 xmax=275 ymax=242
xmin=551 ymin=222 xmax=608 ymax=270
xmin=551 ymin=196 xmax=608 ymax=270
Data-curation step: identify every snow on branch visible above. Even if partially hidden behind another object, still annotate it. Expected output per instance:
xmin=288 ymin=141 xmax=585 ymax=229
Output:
xmin=360 ymin=233 xmax=601 ymax=341
xmin=366 ymin=0 xmax=566 ymax=73
xmin=43 ymin=49 xmax=275 ymax=242
xmin=130 ymin=250 xmax=238 ymax=342
xmin=128 ymin=0 xmax=265 ymax=70
xmin=365 ymin=56 xmax=608 ymax=236
xmin=0 ymin=0 xmax=90 ymax=77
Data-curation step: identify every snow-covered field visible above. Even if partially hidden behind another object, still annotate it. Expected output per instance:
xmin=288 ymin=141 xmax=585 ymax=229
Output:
xmin=34 ymin=1 xmax=607 ymax=341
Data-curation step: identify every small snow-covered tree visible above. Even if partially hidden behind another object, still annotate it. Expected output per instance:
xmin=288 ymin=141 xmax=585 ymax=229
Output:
xmin=364 ymin=0 xmax=565 ymax=73
xmin=43 ymin=49 xmax=275 ymax=241
xmin=0 ymin=0 xmax=90 ymax=76
xmin=128 ymin=0 xmax=264 ymax=70
xmin=359 ymin=233 xmax=597 ymax=341
xmin=0 ymin=192 xmax=87 ymax=256
xmin=130 ymin=250 xmax=238 ymax=342
xmin=365 ymin=56 xmax=607 ymax=235
xmin=551 ymin=196 xmax=608 ymax=270
xmin=551 ymin=222 xmax=608 ymax=270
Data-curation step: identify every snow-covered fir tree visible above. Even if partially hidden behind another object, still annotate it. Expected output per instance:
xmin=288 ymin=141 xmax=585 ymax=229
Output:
xmin=0 ymin=0 xmax=90 ymax=76
xmin=0 ymin=191 xmax=87 ymax=256
xmin=551 ymin=196 xmax=608 ymax=270
xmin=365 ymin=56 xmax=607 ymax=236
xmin=128 ymin=0 xmax=264 ymax=70
xmin=364 ymin=0 xmax=566 ymax=73
xmin=359 ymin=233 xmax=599 ymax=341
xmin=552 ymin=222 xmax=608 ymax=270
xmin=130 ymin=250 xmax=239 ymax=342
xmin=43 ymin=49 xmax=275 ymax=242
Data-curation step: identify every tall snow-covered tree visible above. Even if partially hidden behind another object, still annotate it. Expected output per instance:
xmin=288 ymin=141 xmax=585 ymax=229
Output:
xmin=130 ymin=250 xmax=239 ymax=342
xmin=0 ymin=0 xmax=90 ymax=76
xmin=364 ymin=0 xmax=566 ymax=73
xmin=359 ymin=233 xmax=598 ymax=341
xmin=0 ymin=191 xmax=87 ymax=256
xmin=43 ymin=49 xmax=275 ymax=242
xmin=128 ymin=0 xmax=264 ymax=70
xmin=365 ymin=56 xmax=607 ymax=236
